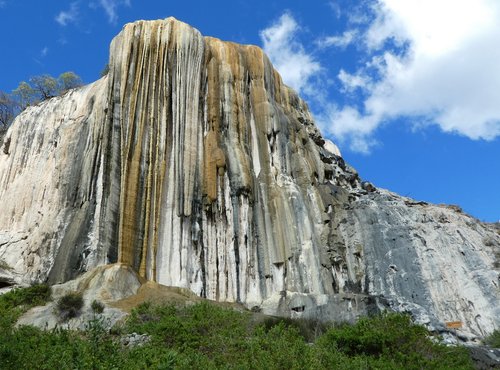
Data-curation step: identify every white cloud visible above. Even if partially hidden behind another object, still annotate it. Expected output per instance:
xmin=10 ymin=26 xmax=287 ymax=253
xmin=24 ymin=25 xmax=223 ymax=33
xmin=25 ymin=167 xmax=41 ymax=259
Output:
xmin=55 ymin=2 xmax=79 ymax=26
xmin=40 ymin=47 xmax=49 ymax=57
xmin=260 ymin=13 xmax=321 ymax=95
xmin=338 ymin=69 xmax=371 ymax=92
xmin=316 ymin=105 xmax=380 ymax=154
xmin=323 ymin=0 xmax=500 ymax=152
xmin=98 ymin=0 xmax=131 ymax=24
xmin=316 ymin=30 xmax=357 ymax=49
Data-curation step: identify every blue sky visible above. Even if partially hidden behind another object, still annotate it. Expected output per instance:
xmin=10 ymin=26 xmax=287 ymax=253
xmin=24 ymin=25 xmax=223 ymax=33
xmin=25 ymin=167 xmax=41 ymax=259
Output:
xmin=1 ymin=0 xmax=499 ymax=222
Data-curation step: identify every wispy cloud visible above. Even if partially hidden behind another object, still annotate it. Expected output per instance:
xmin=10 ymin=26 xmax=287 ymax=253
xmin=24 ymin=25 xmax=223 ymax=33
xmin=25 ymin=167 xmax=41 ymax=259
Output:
xmin=316 ymin=30 xmax=358 ymax=49
xmin=58 ymin=37 xmax=68 ymax=45
xmin=97 ymin=0 xmax=131 ymax=25
xmin=55 ymin=2 xmax=79 ymax=26
xmin=260 ymin=12 xmax=321 ymax=95
xmin=32 ymin=46 xmax=50 ymax=66
xmin=337 ymin=69 xmax=371 ymax=93
xmin=328 ymin=1 xmax=342 ymax=19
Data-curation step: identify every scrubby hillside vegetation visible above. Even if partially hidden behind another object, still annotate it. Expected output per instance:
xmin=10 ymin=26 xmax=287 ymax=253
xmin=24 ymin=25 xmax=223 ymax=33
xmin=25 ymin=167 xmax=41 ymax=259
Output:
xmin=0 ymin=286 xmax=476 ymax=369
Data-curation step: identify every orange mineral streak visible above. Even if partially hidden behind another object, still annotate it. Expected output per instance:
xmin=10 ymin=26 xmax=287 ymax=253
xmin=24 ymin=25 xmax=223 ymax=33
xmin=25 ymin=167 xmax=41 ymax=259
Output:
xmin=445 ymin=321 xmax=463 ymax=329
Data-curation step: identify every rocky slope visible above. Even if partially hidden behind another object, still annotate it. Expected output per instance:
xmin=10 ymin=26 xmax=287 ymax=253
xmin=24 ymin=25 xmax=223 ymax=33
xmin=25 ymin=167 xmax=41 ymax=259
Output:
xmin=0 ymin=18 xmax=498 ymax=339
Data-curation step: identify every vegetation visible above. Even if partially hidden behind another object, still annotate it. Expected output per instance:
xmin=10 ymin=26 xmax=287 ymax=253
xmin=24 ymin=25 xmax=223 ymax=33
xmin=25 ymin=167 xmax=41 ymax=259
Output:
xmin=0 ymin=284 xmax=51 ymax=331
xmin=0 ymin=91 xmax=15 ymax=142
xmin=0 ymin=92 xmax=15 ymax=128
xmin=58 ymin=72 xmax=83 ymax=93
xmin=483 ymin=329 xmax=500 ymax=348
xmin=0 ymin=258 xmax=11 ymax=270
xmin=12 ymin=72 xmax=83 ymax=110
xmin=0 ymin=287 xmax=475 ymax=369
xmin=100 ymin=63 xmax=110 ymax=77
xmin=91 ymin=299 xmax=105 ymax=314
xmin=0 ymin=71 xmax=83 ymax=138
xmin=56 ymin=292 xmax=84 ymax=320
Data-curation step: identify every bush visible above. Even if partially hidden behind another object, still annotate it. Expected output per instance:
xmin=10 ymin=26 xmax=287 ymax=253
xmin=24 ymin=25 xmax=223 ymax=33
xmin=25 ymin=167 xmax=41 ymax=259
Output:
xmin=1 ymin=284 xmax=51 ymax=309
xmin=483 ymin=329 xmax=500 ymax=348
xmin=258 ymin=316 xmax=330 ymax=342
xmin=56 ymin=292 xmax=84 ymax=320
xmin=246 ymin=322 xmax=310 ymax=370
xmin=0 ymin=284 xmax=51 ymax=330
xmin=314 ymin=312 xmax=473 ymax=369
xmin=126 ymin=301 xmax=250 ymax=364
xmin=91 ymin=300 xmax=105 ymax=314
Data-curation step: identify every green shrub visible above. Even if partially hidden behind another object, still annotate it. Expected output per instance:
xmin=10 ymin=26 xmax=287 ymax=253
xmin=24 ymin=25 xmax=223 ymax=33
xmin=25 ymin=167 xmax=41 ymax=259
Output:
xmin=0 ymin=320 xmax=125 ymax=369
xmin=483 ymin=329 xmax=500 ymax=348
xmin=126 ymin=301 xmax=250 ymax=365
xmin=123 ymin=345 xmax=178 ymax=369
xmin=56 ymin=292 xmax=84 ymax=319
xmin=317 ymin=312 xmax=426 ymax=356
xmin=0 ymin=284 xmax=51 ymax=330
xmin=258 ymin=316 xmax=330 ymax=342
xmin=314 ymin=312 xmax=473 ymax=369
xmin=246 ymin=322 xmax=311 ymax=370
xmin=91 ymin=299 xmax=105 ymax=314
xmin=0 ymin=284 xmax=51 ymax=309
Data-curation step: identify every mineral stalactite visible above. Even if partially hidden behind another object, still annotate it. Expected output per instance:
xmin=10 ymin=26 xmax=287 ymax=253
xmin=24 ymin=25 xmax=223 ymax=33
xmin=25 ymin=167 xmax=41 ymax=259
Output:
xmin=0 ymin=17 xmax=498 ymax=338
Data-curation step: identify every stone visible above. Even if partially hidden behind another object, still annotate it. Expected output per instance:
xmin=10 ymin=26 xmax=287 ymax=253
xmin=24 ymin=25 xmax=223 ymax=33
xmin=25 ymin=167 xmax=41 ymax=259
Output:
xmin=17 ymin=264 xmax=142 ymax=330
xmin=0 ymin=17 xmax=498 ymax=339
xmin=120 ymin=332 xmax=151 ymax=348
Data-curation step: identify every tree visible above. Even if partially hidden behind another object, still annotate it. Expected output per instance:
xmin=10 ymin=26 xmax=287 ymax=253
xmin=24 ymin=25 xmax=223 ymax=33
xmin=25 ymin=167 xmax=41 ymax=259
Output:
xmin=58 ymin=71 xmax=82 ymax=92
xmin=29 ymin=74 xmax=58 ymax=100
xmin=0 ymin=91 xmax=15 ymax=128
xmin=12 ymin=81 xmax=37 ymax=110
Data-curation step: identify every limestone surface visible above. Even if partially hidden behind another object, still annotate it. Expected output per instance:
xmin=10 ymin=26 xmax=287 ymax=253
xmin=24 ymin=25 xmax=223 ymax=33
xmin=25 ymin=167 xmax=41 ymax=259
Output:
xmin=0 ymin=17 xmax=498 ymax=339
xmin=17 ymin=264 xmax=141 ymax=330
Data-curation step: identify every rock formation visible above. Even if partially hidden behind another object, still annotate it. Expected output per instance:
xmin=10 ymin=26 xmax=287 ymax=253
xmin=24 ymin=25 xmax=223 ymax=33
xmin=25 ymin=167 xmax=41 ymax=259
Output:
xmin=0 ymin=18 xmax=498 ymax=339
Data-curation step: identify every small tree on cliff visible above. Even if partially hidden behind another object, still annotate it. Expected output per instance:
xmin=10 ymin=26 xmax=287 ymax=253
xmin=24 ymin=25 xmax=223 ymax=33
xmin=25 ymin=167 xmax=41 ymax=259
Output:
xmin=0 ymin=91 xmax=15 ymax=128
xmin=12 ymin=81 xmax=37 ymax=110
xmin=10 ymin=72 xmax=83 ymax=111
xmin=29 ymin=74 xmax=59 ymax=100
xmin=58 ymin=71 xmax=83 ymax=93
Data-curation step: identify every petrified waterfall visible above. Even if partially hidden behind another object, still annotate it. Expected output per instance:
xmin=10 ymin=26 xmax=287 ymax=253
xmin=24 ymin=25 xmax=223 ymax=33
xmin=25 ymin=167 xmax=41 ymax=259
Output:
xmin=0 ymin=18 xmax=498 ymax=338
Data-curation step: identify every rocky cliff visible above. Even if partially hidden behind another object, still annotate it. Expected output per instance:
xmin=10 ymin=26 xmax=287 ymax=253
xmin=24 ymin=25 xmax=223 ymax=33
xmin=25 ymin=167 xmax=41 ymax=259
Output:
xmin=0 ymin=18 xmax=498 ymax=339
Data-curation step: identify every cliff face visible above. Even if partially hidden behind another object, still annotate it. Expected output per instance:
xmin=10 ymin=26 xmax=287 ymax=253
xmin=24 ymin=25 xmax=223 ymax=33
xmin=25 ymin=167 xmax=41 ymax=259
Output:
xmin=0 ymin=18 xmax=498 ymax=338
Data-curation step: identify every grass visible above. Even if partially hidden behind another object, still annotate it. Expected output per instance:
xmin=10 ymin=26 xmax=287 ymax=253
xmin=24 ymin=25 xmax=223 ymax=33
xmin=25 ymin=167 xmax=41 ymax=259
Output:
xmin=0 ymin=287 xmax=475 ymax=369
